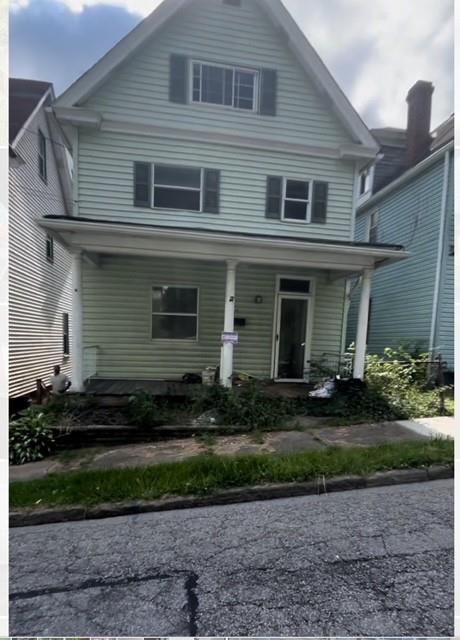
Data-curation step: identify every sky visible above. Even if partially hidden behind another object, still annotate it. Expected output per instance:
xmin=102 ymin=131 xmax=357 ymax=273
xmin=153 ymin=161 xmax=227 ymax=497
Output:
xmin=9 ymin=0 xmax=454 ymax=130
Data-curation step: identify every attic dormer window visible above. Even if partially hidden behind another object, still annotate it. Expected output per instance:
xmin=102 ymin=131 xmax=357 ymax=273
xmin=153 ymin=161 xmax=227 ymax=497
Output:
xmin=191 ymin=61 xmax=258 ymax=111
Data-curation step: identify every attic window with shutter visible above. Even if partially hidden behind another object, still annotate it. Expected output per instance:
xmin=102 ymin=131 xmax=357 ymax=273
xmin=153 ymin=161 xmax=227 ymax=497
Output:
xmin=192 ymin=61 xmax=258 ymax=111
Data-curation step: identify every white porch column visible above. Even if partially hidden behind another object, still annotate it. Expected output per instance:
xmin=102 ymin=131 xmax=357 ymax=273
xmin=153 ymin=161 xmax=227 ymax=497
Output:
xmin=353 ymin=268 xmax=373 ymax=380
xmin=71 ymin=250 xmax=84 ymax=392
xmin=220 ymin=260 xmax=238 ymax=387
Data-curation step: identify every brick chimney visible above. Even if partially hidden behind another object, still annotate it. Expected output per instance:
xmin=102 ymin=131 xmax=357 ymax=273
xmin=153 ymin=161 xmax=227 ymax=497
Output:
xmin=405 ymin=80 xmax=434 ymax=168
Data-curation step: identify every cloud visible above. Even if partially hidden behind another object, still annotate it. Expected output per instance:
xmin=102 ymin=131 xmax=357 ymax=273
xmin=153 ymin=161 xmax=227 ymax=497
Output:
xmin=10 ymin=0 xmax=143 ymax=94
xmin=286 ymin=0 xmax=454 ymax=128
xmin=10 ymin=0 xmax=454 ymax=128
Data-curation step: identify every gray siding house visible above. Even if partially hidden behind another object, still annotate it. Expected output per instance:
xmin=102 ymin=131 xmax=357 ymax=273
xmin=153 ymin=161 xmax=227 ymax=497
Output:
xmin=9 ymin=79 xmax=73 ymax=399
xmin=41 ymin=0 xmax=408 ymax=390
xmin=347 ymin=82 xmax=454 ymax=373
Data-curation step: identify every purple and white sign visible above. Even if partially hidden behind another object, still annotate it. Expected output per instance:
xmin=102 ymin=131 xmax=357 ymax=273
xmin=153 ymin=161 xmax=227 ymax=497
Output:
xmin=221 ymin=331 xmax=239 ymax=344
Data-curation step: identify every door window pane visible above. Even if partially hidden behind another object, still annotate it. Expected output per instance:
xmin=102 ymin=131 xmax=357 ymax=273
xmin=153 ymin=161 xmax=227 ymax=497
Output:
xmin=279 ymin=278 xmax=310 ymax=294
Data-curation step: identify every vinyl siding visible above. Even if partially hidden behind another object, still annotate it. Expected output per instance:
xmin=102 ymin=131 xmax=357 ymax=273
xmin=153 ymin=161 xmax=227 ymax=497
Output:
xmin=436 ymin=153 xmax=454 ymax=369
xmin=77 ymin=130 xmax=355 ymax=242
xmin=82 ymin=255 xmax=345 ymax=379
xmin=346 ymin=153 xmax=450 ymax=363
xmin=9 ymin=107 xmax=72 ymax=397
xmin=84 ymin=0 xmax=352 ymax=148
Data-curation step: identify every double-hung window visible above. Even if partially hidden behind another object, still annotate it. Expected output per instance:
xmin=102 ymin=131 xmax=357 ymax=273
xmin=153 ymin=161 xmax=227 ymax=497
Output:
xmin=282 ymin=178 xmax=311 ymax=222
xmin=134 ymin=162 xmax=220 ymax=213
xmin=154 ymin=165 xmax=202 ymax=211
xmin=368 ymin=210 xmax=379 ymax=243
xmin=38 ymin=129 xmax=47 ymax=182
xmin=45 ymin=234 xmax=54 ymax=263
xmin=192 ymin=61 xmax=258 ymax=111
xmin=152 ymin=286 xmax=198 ymax=340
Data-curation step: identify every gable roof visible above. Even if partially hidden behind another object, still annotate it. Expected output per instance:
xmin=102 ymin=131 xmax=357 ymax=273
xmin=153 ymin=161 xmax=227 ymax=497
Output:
xmin=9 ymin=78 xmax=53 ymax=145
xmin=55 ymin=0 xmax=378 ymax=152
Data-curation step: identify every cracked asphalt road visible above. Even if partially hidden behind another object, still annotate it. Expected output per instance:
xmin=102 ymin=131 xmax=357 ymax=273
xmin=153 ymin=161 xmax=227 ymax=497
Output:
xmin=10 ymin=479 xmax=453 ymax=636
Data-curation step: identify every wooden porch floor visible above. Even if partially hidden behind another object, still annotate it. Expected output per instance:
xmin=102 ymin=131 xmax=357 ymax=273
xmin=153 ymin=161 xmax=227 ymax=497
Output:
xmin=85 ymin=378 xmax=314 ymax=398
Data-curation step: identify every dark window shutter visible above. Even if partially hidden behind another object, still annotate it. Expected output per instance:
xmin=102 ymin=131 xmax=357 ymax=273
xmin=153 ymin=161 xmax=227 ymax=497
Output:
xmin=266 ymin=176 xmax=282 ymax=219
xmin=203 ymin=169 xmax=220 ymax=213
xmin=169 ymin=54 xmax=188 ymax=103
xmin=311 ymin=181 xmax=328 ymax=223
xmin=134 ymin=162 xmax=151 ymax=207
xmin=259 ymin=69 xmax=277 ymax=116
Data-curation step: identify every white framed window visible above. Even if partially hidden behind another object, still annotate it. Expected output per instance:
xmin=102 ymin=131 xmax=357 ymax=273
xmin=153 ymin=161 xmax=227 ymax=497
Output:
xmin=151 ymin=285 xmax=199 ymax=340
xmin=38 ymin=129 xmax=47 ymax=182
xmin=368 ymin=210 xmax=379 ymax=243
xmin=46 ymin=233 xmax=54 ymax=263
xmin=358 ymin=164 xmax=375 ymax=200
xmin=153 ymin=165 xmax=203 ymax=211
xmin=191 ymin=60 xmax=259 ymax=111
xmin=282 ymin=178 xmax=311 ymax=223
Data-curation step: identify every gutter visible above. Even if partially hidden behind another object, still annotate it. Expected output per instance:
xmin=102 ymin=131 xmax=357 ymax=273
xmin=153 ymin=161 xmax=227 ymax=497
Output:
xmin=39 ymin=217 xmax=409 ymax=262
xmin=429 ymin=148 xmax=451 ymax=355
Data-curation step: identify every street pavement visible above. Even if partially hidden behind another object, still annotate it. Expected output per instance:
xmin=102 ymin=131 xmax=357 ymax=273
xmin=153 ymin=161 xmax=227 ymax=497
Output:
xmin=10 ymin=479 xmax=453 ymax=636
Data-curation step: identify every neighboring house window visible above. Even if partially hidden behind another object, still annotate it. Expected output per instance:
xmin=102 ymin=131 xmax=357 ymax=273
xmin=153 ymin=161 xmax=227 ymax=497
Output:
xmin=38 ymin=129 xmax=47 ymax=182
xmin=191 ymin=61 xmax=259 ymax=111
xmin=368 ymin=210 xmax=379 ymax=243
xmin=366 ymin=298 xmax=373 ymax=344
xmin=265 ymin=176 xmax=328 ymax=224
xmin=152 ymin=286 xmax=198 ymax=340
xmin=63 ymin=313 xmax=70 ymax=355
xmin=46 ymin=234 xmax=54 ymax=263
xmin=134 ymin=162 xmax=220 ymax=213
xmin=358 ymin=165 xmax=374 ymax=197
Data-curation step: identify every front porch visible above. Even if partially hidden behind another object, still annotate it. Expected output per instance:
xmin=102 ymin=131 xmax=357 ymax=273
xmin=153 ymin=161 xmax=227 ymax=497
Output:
xmin=40 ymin=217 xmax=409 ymax=391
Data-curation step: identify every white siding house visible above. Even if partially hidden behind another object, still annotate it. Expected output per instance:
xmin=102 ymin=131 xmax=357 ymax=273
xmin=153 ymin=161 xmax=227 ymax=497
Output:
xmin=9 ymin=79 xmax=73 ymax=398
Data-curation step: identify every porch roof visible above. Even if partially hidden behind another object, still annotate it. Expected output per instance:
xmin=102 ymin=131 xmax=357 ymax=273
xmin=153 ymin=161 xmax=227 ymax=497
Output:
xmin=40 ymin=215 xmax=409 ymax=274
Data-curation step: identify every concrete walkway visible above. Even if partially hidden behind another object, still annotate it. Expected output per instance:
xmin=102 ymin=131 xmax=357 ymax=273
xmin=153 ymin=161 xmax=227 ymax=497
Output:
xmin=398 ymin=416 xmax=455 ymax=440
xmin=10 ymin=420 xmax=429 ymax=482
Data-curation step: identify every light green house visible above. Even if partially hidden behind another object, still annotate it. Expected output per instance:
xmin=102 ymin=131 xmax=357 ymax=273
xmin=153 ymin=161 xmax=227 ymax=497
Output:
xmin=42 ymin=0 xmax=407 ymax=389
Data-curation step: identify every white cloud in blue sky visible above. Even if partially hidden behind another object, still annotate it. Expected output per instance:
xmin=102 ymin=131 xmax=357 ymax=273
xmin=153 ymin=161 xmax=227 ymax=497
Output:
xmin=10 ymin=0 xmax=454 ymax=129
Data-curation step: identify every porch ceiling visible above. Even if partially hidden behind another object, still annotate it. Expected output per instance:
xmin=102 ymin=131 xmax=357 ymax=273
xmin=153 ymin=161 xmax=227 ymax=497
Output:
xmin=40 ymin=216 xmax=409 ymax=273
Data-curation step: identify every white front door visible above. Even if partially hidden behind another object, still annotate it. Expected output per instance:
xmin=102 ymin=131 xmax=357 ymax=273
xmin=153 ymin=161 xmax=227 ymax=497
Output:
xmin=274 ymin=293 xmax=311 ymax=381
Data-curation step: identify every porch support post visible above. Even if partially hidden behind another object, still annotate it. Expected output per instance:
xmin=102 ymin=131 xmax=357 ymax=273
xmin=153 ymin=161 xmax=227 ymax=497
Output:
xmin=220 ymin=260 xmax=238 ymax=387
xmin=71 ymin=250 xmax=84 ymax=392
xmin=353 ymin=267 xmax=373 ymax=380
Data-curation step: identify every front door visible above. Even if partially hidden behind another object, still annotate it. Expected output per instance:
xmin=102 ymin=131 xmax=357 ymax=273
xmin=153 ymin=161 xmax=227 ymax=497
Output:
xmin=274 ymin=295 xmax=309 ymax=380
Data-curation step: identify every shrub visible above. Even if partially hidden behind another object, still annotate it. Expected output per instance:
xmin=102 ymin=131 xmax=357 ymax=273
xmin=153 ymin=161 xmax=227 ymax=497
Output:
xmin=126 ymin=391 xmax=166 ymax=428
xmin=193 ymin=381 xmax=294 ymax=429
xmin=10 ymin=408 xmax=56 ymax=465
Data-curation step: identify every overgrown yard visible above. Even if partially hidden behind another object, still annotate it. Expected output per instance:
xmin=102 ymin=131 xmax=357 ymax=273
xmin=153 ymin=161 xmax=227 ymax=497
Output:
xmin=10 ymin=439 xmax=453 ymax=510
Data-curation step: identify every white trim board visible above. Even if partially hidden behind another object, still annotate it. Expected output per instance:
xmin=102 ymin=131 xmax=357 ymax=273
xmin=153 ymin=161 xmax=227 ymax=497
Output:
xmin=52 ymin=107 xmax=378 ymax=161
xmin=53 ymin=0 xmax=379 ymax=153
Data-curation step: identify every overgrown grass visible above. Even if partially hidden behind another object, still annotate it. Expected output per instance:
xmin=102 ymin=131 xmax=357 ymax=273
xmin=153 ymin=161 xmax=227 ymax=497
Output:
xmin=10 ymin=439 xmax=453 ymax=510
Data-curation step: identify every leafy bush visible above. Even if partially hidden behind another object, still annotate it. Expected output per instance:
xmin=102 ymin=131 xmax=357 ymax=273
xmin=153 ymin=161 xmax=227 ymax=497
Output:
xmin=126 ymin=391 xmax=167 ymax=428
xmin=193 ymin=381 xmax=294 ymax=429
xmin=10 ymin=408 xmax=56 ymax=465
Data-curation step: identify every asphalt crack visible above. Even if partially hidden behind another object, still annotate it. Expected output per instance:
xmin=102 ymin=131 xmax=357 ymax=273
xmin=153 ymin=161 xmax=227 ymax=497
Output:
xmin=184 ymin=571 xmax=199 ymax=635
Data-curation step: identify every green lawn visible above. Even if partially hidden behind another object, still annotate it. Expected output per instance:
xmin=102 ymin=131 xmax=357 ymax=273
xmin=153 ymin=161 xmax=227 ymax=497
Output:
xmin=10 ymin=439 xmax=453 ymax=510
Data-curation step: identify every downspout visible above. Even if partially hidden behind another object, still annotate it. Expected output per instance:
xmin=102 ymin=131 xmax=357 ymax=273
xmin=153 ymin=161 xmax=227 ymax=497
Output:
xmin=428 ymin=149 xmax=450 ymax=356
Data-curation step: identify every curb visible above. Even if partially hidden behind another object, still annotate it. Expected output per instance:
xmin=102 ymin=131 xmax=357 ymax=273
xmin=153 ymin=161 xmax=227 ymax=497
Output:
xmin=10 ymin=464 xmax=453 ymax=527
